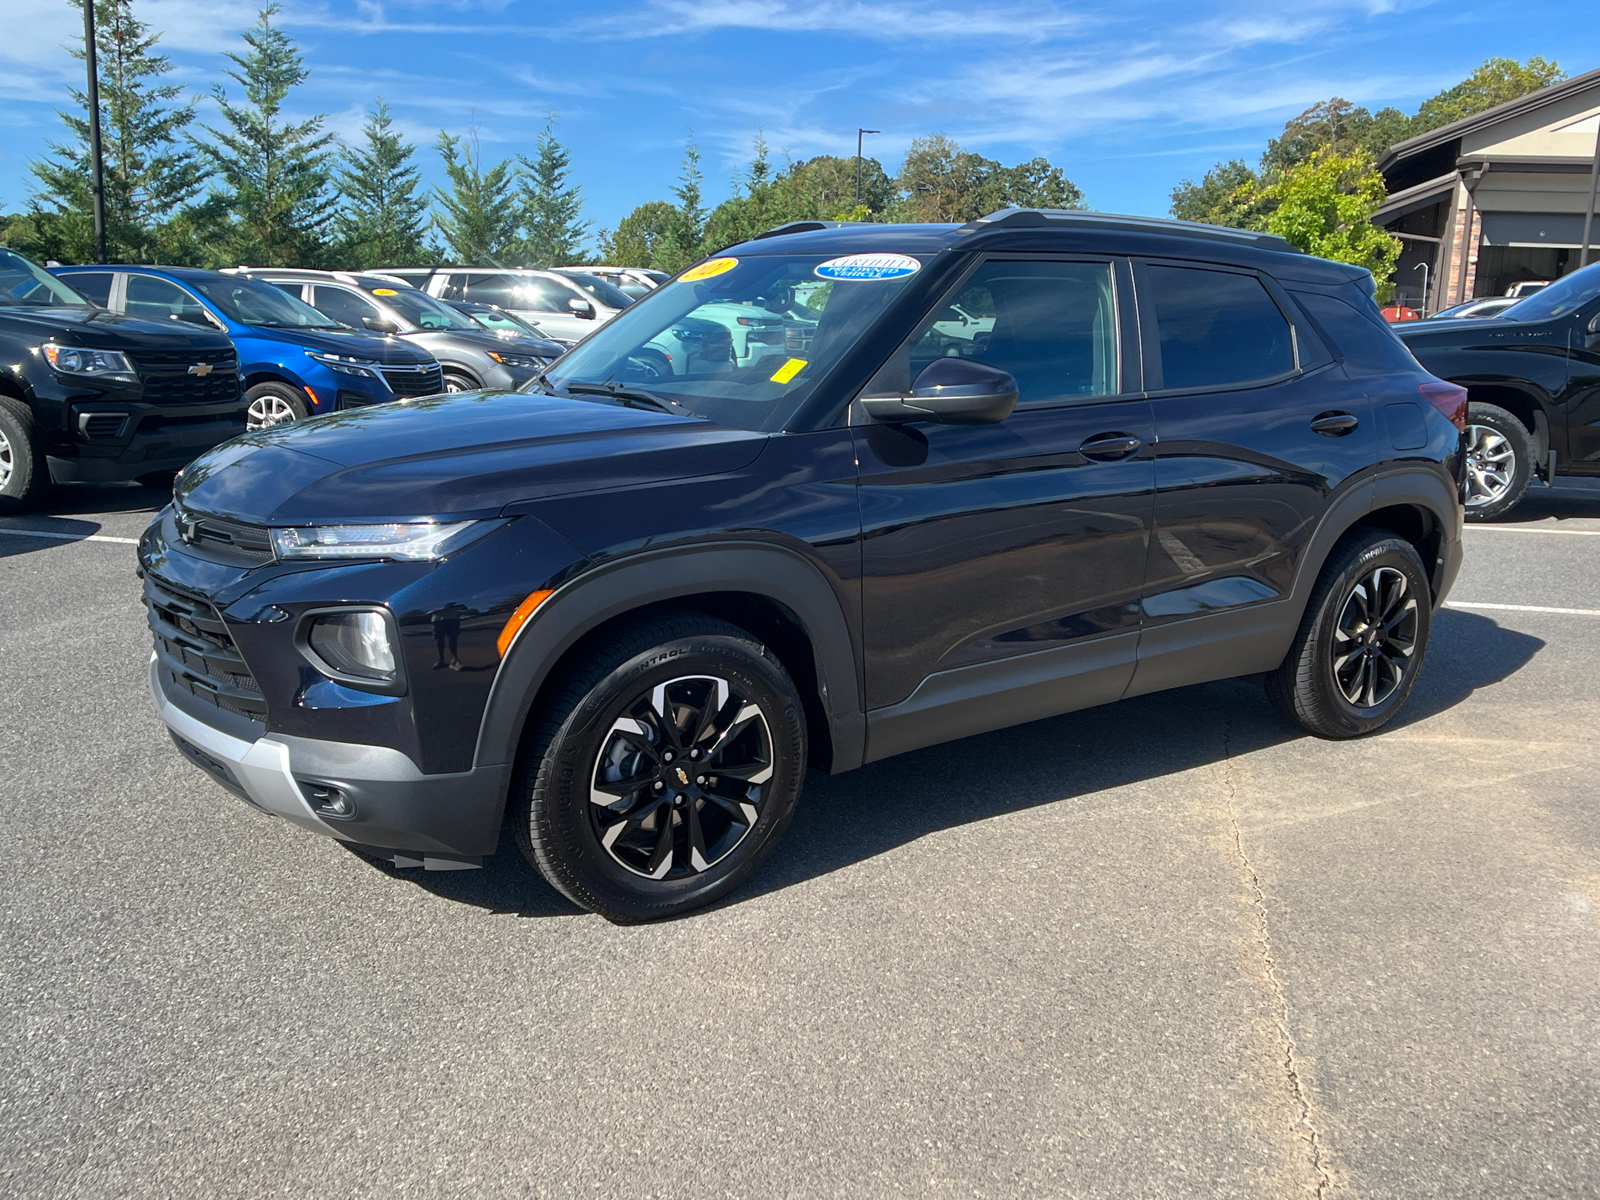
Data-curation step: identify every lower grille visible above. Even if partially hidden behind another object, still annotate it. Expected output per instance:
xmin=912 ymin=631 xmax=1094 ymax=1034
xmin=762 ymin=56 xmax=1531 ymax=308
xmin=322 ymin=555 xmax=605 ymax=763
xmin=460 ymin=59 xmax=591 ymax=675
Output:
xmin=381 ymin=364 xmax=444 ymax=397
xmin=145 ymin=574 xmax=268 ymax=722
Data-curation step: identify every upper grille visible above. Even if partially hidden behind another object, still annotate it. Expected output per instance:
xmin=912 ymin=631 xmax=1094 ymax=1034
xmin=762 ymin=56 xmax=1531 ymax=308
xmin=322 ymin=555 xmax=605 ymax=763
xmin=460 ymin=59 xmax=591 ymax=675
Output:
xmin=145 ymin=574 xmax=267 ymax=724
xmin=131 ymin=348 xmax=241 ymax=406
xmin=173 ymin=505 xmax=274 ymax=564
xmin=381 ymin=364 xmax=444 ymax=398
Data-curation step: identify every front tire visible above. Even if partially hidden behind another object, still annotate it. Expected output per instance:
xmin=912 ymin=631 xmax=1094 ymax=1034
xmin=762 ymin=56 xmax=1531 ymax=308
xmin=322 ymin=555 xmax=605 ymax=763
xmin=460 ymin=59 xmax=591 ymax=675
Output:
xmin=246 ymin=382 xmax=310 ymax=429
xmin=512 ymin=612 xmax=806 ymax=922
xmin=1462 ymin=402 xmax=1532 ymax=521
xmin=1266 ymin=530 xmax=1432 ymax=739
xmin=0 ymin=397 xmax=49 ymax=514
xmin=442 ymin=371 xmax=479 ymax=393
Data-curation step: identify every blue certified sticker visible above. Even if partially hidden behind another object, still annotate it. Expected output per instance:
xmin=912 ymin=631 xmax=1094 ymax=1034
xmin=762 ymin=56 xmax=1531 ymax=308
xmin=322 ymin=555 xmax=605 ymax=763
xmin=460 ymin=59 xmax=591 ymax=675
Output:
xmin=814 ymin=253 xmax=921 ymax=281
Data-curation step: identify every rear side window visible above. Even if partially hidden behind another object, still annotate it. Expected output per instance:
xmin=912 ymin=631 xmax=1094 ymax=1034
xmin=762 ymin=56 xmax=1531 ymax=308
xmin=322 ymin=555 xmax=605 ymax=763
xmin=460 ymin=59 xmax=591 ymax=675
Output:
xmin=67 ymin=271 xmax=113 ymax=306
xmin=1145 ymin=264 xmax=1294 ymax=390
xmin=1292 ymin=291 xmax=1420 ymax=372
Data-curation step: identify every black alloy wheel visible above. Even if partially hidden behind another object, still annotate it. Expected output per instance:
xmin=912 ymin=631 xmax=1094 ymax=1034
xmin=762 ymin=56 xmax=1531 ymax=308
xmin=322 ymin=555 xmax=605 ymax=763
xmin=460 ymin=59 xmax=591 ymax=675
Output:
xmin=513 ymin=612 xmax=805 ymax=922
xmin=1266 ymin=529 xmax=1433 ymax=738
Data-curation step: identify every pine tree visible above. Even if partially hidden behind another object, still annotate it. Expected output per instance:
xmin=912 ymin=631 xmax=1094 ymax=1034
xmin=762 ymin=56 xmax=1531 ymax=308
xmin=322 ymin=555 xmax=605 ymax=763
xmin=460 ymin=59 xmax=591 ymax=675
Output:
xmin=333 ymin=101 xmax=429 ymax=269
xmin=657 ymin=134 xmax=706 ymax=274
xmin=25 ymin=0 xmax=209 ymax=264
xmin=196 ymin=4 xmax=334 ymax=267
xmin=517 ymin=112 xmax=589 ymax=267
xmin=431 ymin=129 xmax=518 ymax=264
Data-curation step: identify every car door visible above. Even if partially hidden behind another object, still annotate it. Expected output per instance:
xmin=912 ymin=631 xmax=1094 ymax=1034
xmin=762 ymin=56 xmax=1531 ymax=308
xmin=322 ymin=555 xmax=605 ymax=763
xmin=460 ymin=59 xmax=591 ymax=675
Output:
xmin=123 ymin=273 xmax=218 ymax=328
xmin=855 ymin=255 xmax=1157 ymax=760
xmin=309 ymin=284 xmax=384 ymax=333
xmin=1126 ymin=259 xmax=1375 ymax=697
xmin=1562 ymin=300 xmax=1600 ymax=474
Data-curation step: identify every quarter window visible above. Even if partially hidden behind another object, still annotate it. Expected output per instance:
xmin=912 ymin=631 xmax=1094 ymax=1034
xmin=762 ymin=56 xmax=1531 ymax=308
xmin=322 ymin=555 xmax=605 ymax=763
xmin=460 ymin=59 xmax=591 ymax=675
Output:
xmin=888 ymin=259 xmax=1118 ymax=404
xmin=1145 ymin=265 xmax=1294 ymax=391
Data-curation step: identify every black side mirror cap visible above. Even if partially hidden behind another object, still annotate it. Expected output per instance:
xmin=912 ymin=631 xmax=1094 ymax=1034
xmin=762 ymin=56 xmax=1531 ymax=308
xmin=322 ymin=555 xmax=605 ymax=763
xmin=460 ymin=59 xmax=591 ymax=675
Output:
xmin=860 ymin=357 xmax=1019 ymax=425
xmin=363 ymin=316 xmax=399 ymax=333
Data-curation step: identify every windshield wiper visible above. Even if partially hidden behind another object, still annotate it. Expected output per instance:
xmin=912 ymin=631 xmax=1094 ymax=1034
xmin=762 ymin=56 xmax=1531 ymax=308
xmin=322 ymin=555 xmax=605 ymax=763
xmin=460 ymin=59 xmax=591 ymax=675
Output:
xmin=559 ymin=380 xmax=693 ymax=417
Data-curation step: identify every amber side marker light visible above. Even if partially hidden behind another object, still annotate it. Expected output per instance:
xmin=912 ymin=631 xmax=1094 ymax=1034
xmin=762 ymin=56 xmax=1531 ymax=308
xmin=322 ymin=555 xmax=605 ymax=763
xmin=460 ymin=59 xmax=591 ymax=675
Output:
xmin=496 ymin=589 xmax=554 ymax=658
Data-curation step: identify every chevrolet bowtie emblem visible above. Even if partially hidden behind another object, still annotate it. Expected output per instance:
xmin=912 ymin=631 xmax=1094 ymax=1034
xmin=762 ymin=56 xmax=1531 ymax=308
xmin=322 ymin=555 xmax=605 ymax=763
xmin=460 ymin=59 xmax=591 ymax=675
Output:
xmin=675 ymin=767 xmax=690 ymax=786
xmin=188 ymin=362 xmax=213 ymax=376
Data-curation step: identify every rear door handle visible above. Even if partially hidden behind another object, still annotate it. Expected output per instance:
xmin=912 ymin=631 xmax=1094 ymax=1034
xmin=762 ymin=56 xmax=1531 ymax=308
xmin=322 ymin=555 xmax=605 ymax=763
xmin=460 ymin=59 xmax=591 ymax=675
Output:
xmin=1079 ymin=432 xmax=1143 ymax=461
xmin=1310 ymin=411 xmax=1359 ymax=436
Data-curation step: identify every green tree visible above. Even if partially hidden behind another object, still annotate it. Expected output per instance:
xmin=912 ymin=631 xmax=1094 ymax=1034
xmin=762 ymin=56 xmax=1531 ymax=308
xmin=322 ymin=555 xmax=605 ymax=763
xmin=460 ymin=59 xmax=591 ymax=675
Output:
xmin=655 ymin=135 xmax=706 ymax=274
xmin=516 ymin=112 xmax=590 ymax=267
xmin=1262 ymin=148 xmax=1400 ymax=299
xmin=997 ymin=156 xmax=1086 ymax=210
xmin=1412 ymin=56 xmax=1566 ymax=134
xmin=893 ymin=134 xmax=1084 ymax=222
xmin=332 ymin=101 xmax=429 ymax=269
xmin=596 ymin=199 xmax=677 ymax=267
xmin=431 ymin=129 xmax=518 ymax=264
xmin=24 ymin=0 xmax=209 ymax=264
xmin=196 ymin=4 xmax=334 ymax=267
xmin=1170 ymin=159 xmax=1272 ymax=227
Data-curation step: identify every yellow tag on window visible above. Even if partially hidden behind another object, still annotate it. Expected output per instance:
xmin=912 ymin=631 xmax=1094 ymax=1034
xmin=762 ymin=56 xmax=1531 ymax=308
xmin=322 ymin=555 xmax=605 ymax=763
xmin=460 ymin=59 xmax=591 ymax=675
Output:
xmin=372 ymin=288 xmax=398 ymax=296
xmin=680 ymin=257 xmax=738 ymax=282
xmin=769 ymin=357 xmax=807 ymax=384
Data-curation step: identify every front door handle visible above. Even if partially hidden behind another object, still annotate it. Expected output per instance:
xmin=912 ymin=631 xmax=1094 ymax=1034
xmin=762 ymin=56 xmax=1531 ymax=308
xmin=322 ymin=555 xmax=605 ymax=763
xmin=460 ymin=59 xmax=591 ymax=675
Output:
xmin=1079 ymin=432 xmax=1143 ymax=461
xmin=1311 ymin=411 xmax=1359 ymax=437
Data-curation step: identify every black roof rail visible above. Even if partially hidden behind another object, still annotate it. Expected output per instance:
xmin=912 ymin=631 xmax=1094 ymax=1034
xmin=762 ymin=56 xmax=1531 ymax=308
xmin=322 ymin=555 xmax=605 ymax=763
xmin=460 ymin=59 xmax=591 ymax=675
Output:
xmin=955 ymin=208 xmax=1302 ymax=254
xmin=751 ymin=219 xmax=871 ymax=241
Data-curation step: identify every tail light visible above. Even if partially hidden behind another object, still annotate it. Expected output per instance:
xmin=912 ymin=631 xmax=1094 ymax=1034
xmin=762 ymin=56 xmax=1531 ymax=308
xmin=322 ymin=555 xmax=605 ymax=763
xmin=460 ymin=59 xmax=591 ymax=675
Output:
xmin=1419 ymin=381 xmax=1468 ymax=431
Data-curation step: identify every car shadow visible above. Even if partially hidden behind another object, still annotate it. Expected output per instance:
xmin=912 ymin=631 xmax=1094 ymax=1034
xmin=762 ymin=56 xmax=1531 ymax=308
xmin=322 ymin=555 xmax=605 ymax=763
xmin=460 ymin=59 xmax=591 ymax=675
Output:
xmin=0 ymin=481 xmax=170 ymax=558
xmin=1494 ymin=482 xmax=1600 ymax=524
xmin=378 ymin=608 xmax=1542 ymax=920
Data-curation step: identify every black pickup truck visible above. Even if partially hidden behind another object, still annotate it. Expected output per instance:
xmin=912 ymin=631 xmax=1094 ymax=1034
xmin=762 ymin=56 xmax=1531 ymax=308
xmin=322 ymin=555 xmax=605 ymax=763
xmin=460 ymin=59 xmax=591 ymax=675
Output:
xmin=1397 ymin=260 xmax=1600 ymax=518
xmin=0 ymin=246 xmax=245 ymax=512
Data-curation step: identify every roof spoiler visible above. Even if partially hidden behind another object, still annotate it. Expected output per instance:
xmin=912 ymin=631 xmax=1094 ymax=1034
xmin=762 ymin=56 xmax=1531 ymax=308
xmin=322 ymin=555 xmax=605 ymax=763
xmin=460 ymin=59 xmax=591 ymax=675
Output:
xmin=955 ymin=208 xmax=1301 ymax=254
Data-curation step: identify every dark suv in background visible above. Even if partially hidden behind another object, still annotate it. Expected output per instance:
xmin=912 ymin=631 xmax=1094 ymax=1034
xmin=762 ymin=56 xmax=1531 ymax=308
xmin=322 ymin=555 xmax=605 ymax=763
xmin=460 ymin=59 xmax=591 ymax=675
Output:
xmin=238 ymin=269 xmax=566 ymax=392
xmin=139 ymin=210 xmax=1465 ymax=921
xmin=0 ymin=247 xmax=243 ymax=511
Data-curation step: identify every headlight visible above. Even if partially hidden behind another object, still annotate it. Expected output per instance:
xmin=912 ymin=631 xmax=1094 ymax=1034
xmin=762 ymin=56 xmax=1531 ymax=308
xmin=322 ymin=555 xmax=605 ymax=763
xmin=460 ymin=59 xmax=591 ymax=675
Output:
xmin=308 ymin=611 xmax=397 ymax=682
xmin=269 ymin=520 xmax=496 ymax=561
xmin=487 ymin=351 xmax=548 ymax=370
xmin=306 ymin=350 xmax=382 ymax=377
xmin=42 ymin=343 xmax=138 ymax=382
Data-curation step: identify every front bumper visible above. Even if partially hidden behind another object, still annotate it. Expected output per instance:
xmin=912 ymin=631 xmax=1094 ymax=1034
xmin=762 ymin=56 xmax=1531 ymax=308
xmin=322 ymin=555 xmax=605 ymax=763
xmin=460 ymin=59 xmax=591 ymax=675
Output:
xmin=149 ymin=654 xmax=510 ymax=866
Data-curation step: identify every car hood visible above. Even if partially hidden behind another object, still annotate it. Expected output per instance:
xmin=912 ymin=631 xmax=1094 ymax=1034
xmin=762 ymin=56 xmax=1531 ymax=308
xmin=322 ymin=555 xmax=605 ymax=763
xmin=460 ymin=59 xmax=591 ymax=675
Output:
xmin=0 ymin=305 xmax=234 ymax=352
xmin=174 ymin=391 xmax=768 ymax=524
xmin=242 ymin=325 xmax=435 ymax=364
xmin=409 ymin=327 xmax=566 ymax=358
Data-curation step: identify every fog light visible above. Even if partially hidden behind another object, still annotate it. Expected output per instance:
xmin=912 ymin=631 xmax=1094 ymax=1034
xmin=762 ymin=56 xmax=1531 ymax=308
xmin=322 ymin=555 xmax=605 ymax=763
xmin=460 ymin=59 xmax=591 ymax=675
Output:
xmin=302 ymin=782 xmax=355 ymax=819
xmin=308 ymin=610 xmax=396 ymax=681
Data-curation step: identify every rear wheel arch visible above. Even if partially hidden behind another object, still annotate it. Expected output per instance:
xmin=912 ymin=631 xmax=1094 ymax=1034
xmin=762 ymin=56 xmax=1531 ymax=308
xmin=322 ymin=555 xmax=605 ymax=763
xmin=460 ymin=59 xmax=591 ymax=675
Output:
xmin=1291 ymin=471 xmax=1459 ymax=610
xmin=1460 ymin=382 xmax=1548 ymax=456
xmin=476 ymin=544 xmax=864 ymax=780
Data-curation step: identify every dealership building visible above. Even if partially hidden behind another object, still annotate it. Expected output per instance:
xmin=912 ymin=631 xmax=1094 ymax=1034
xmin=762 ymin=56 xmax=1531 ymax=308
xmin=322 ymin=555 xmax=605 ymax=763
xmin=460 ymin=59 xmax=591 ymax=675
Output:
xmin=1374 ymin=66 xmax=1600 ymax=313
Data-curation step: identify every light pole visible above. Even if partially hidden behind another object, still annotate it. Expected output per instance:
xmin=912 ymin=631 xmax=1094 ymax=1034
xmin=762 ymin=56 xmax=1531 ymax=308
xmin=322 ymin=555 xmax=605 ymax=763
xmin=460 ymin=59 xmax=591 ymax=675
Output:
xmin=855 ymin=128 xmax=880 ymax=208
xmin=1580 ymin=113 xmax=1600 ymax=269
xmin=83 ymin=0 xmax=107 ymax=264
xmin=1413 ymin=260 xmax=1430 ymax=316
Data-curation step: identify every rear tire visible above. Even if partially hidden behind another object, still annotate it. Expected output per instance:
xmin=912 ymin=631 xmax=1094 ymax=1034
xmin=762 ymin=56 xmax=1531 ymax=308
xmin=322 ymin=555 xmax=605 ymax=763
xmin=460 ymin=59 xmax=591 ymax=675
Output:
xmin=0 ymin=397 xmax=49 ymax=514
xmin=246 ymin=382 xmax=310 ymax=429
xmin=512 ymin=612 xmax=806 ymax=922
xmin=1462 ymin=402 xmax=1532 ymax=521
xmin=1266 ymin=530 xmax=1432 ymax=739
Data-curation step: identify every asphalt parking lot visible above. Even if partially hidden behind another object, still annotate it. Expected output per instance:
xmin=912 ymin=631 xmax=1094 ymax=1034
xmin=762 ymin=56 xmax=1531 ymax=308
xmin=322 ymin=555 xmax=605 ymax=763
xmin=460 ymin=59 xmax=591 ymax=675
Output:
xmin=2 ymin=482 xmax=1598 ymax=1199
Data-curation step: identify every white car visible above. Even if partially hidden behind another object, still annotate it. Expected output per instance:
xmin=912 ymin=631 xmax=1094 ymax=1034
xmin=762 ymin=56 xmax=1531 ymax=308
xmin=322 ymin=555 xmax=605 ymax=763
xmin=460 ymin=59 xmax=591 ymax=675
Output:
xmin=375 ymin=267 xmax=630 ymax=342
xmin=560 ymin=266 xmax=668 ymax=300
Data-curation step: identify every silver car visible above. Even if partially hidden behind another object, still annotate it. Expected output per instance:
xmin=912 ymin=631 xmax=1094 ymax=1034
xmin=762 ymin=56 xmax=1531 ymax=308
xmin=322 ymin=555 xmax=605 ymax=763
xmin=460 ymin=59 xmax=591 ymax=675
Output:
xmin=235 ymin=269 xmax=564 ymax=392
xmin=376 ymin=267 xmax=629 ymax=342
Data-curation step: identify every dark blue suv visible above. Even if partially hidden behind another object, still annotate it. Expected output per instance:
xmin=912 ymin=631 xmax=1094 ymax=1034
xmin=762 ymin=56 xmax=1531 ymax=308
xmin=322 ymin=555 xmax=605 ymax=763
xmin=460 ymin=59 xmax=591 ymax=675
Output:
xmin=51 ymin=266 xmax=442 ymax=427
xmin=137 ymin=210 xmax=1466 ymax=922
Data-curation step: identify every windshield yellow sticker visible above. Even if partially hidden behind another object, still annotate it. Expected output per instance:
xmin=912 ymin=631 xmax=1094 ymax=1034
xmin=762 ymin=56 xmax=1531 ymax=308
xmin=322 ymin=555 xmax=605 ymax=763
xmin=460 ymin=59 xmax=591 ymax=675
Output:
xmin=372 ymin=287 xmax=398 ymax=296
xmin=680 ymin=257 xmax=738 ymax=282
xmin=769 ymin=357 xmax=807 ymax=384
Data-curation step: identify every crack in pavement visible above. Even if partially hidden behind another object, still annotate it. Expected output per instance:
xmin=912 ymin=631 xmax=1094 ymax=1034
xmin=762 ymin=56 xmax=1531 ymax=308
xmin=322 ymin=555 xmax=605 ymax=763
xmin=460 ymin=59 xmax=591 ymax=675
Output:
xmin=1220 ymin=717 xmax=1334 ymax=1199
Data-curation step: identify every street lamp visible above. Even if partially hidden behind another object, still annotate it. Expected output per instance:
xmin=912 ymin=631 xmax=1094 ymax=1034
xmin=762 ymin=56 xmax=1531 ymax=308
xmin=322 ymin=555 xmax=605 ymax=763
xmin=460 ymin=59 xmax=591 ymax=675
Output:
xmin=1413 ymin=261 xmax=1430 ymax=317
xmin=855 ymin=128 xmax=880 ymax=208
xmin=83 ymin=0 xmax=107 ymax=264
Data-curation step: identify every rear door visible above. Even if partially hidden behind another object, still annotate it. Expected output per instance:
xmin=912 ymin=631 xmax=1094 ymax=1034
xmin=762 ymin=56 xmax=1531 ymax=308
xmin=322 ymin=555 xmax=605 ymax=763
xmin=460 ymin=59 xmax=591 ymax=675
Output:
xmin=856 ymin=256 xmax=1157 ymax=759
xmin=1127 ymin=259 xmax=1374 ymax=696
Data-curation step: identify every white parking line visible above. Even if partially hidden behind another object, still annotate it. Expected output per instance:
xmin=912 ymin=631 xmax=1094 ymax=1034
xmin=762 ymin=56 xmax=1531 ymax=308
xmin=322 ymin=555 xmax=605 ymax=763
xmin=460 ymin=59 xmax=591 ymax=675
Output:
xmin=0 ymin=527 xmax=140 ymax=546
xmin=1463 ymin=526 xmax=1600 ymax=536
xmin=1446 ymin=601 xmax=1600 ymax=617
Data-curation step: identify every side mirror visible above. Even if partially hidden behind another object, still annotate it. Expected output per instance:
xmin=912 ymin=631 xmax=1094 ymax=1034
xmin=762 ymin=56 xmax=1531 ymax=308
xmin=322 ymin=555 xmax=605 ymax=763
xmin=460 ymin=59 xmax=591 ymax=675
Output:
xmin=568 ymin=298 xmax=595 ymax=319
xmin=1588 ymin=312 xmax=1600 ymax=335
xmin=362 ymin=316 xmax=400 ymax=334
xmin=860 ymin=357 xmax=1018 ymax=425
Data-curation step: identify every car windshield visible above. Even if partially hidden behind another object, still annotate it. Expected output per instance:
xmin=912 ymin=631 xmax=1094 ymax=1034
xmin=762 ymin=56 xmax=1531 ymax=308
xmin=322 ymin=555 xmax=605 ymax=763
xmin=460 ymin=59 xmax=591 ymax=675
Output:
xmin=1500 ymin=261 xmax=1600 ymax=321
xmin=538 ymin=252 xmax=924 ymax=431
xmin=0 ymin=249 xmax=91 ymax=307
xmin=559 ymin=272 xmax=634 ymax=310
xmin=463 ymin=306 xmax=545 ymax=337
xmin=189 ymin=275 xmax=341 ymax=328
xmin=372 ymin=285 xmax=481 ymax=332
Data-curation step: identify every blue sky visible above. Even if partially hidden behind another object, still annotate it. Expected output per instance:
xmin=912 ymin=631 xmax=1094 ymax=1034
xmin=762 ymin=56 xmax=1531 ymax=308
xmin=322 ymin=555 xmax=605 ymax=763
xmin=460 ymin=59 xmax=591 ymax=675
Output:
xmin=2 ymin=0 xmax=1595 ymax=249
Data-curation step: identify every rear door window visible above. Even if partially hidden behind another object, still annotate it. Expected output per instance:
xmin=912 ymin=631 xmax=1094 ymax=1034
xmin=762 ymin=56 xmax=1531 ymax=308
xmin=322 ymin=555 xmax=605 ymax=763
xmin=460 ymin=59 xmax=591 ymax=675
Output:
xmin=1143 ymin=264 xmax=1294 ymax=391
xmin=67 ymin=271 xmax=113 ymax=306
